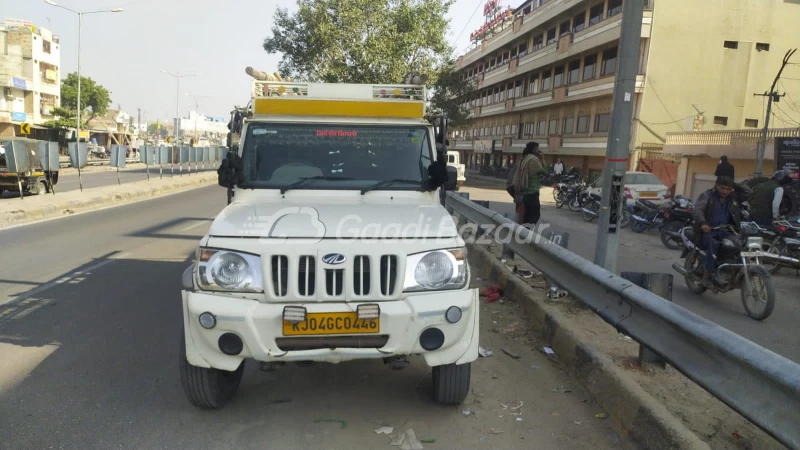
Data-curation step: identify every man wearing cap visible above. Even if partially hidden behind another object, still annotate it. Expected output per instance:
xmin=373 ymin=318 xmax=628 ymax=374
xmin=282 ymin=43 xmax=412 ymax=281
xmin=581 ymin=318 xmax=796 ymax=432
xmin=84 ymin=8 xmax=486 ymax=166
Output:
xmin=692 ymin=176 xmax=742 ymax=286
xmin=512 ymin=141 xmax=546 ymax=226
xmin=715 ymin=155 xmax=735 ymax=178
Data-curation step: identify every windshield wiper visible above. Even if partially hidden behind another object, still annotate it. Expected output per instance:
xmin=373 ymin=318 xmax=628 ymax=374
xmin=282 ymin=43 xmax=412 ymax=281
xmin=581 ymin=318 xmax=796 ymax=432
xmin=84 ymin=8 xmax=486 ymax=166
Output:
xmin=280 ymin=175 xmax=354 ymax=194
xmin=360 ymin=179 xmax=424 ymax=195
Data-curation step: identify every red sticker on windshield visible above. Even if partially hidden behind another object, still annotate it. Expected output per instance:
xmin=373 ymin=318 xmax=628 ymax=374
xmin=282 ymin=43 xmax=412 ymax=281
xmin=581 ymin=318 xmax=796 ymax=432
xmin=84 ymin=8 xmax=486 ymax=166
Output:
xmin=316 ymin=130 xmax=358 ymax=137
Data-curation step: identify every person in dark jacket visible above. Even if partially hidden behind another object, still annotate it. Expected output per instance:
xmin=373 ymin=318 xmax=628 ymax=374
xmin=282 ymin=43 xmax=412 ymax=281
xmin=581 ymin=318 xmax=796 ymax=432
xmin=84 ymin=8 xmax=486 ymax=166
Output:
xmin=692 ymin=176 xmax=742 ymax=286
xmin=750 ymin=170 xmax=793 ymax=226
xmin=714 ymin=155 xmax=735 ymax=178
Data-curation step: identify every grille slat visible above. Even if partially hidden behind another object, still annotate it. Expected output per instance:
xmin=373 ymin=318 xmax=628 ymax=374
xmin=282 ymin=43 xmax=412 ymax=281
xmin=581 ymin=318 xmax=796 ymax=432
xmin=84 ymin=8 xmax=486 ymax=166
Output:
xmin=271 ymin=256 xmax=288 ymax=296
xmin=298 ymin=256 xmax=316 ymax=296
xmin=380 ymin=255 xmax=398 ymax=296
xmin=353 ymin=256 xmax=371 ymax=296
xmin=325 ymin=269 xmax=344 ymax=296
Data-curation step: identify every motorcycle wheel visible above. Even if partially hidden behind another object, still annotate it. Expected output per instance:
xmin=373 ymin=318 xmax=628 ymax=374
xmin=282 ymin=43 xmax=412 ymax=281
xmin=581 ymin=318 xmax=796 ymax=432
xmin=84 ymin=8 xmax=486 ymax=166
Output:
xmin=620 ymin=209 xmax=632 ymax=228
xmin=631 ymin=220 xmax=647 ymax=233
xmin=554 ymin=189 xmax=564 ymax=208
xmin=582 ymin=206 xmax=596 ymax=222
xmin=740 ymin=265 xmax=776 ymax=321
xmin=660 ymin=221 xmax=685 ymax=250
xmin=684 ymin=253 xmax=707 ymax=294
xmin=760 ymin=241 xmax=783 ymax=275
xmin=568 ymin=196 xmax=582 ymax=212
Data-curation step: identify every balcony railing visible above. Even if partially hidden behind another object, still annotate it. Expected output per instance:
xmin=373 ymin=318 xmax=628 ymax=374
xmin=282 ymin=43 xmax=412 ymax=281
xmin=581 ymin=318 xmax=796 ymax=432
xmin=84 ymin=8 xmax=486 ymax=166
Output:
xmin=665 ymin=128 xmax=800 ymax=146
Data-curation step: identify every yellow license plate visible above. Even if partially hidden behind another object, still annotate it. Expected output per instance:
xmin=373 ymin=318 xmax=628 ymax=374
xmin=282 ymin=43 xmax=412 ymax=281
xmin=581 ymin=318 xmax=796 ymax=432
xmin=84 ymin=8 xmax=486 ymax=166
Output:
xmin=639 ymin=191 xmax=657 ymax=198
xmin=283 ymin=312 xmax=379 ymax=336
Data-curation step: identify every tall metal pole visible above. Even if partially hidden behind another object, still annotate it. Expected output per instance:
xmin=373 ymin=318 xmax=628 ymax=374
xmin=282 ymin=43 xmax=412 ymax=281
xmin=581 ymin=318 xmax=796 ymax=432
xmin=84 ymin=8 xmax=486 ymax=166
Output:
xmin=76 ymin=13 xmax=83 ymax=191
xmin=593 ymin=0 xmax=644 ymax=274
xmin=176 ymin=72 xmax=180 ymax=140
xmin=754 ymin=49 xmax=796 ymax=177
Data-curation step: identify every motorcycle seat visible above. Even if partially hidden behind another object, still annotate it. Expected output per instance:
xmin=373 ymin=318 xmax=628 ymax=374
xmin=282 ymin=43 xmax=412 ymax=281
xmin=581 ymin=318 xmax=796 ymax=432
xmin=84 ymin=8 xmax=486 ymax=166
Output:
xmin=637 ymin=199 xmax=662 ymax=211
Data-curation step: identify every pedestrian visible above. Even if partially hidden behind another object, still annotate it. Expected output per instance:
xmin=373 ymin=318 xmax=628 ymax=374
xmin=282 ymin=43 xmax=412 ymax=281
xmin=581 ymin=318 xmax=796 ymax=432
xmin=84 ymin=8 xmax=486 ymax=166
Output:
xmin=553 ymin=158 xmax=564 ymax=183
xmin=512 ymin=141 xmax=546 ymax=227
xmin=715 ymin=155 xmax=735 ymax=178
xmin=750 ymin=170 xmax=793 ymax=226
xmin=506 ymin=159 xmax=524 ymax=223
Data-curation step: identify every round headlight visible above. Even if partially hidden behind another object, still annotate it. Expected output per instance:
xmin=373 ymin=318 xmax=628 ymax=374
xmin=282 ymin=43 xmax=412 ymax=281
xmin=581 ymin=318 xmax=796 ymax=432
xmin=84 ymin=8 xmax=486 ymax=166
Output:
xmin=210 ymin=252 xmax=253 ymax=289
xmin=414 ymin=251 xmax=454 ymax=289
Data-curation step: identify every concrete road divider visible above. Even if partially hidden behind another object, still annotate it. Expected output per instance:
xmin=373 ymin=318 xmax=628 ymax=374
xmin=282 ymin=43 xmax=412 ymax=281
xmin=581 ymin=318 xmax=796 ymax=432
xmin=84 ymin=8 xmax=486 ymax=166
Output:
xmin=0 ymin=172 xmax=218 ymax=229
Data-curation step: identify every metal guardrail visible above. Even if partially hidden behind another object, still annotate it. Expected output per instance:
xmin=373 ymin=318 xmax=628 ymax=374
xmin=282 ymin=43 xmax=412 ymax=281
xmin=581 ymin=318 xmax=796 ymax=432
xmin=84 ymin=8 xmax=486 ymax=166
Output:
xmin=58 ymin=158 xmax=140 ymax=168
xmin=446 ymin=192 xmax=800 ymax=449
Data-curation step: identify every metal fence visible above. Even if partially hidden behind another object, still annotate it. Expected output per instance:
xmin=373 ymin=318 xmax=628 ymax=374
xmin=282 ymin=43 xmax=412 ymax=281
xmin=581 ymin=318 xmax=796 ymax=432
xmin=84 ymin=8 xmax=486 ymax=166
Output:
xmin=445 ymin=192 xmax=800 ymax=449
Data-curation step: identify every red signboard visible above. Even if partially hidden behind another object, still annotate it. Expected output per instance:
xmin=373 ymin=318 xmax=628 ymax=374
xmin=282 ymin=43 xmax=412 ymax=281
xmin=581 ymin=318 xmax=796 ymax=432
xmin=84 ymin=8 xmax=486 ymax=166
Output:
xmin=470 ymin=6 xmax=513 ymax=42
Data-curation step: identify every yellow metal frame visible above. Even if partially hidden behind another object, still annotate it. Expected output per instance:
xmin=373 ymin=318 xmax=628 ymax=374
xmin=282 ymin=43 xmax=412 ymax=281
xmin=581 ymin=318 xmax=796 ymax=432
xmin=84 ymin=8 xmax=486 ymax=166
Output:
xmin=254 ymin=98 xmax=425 ymax=119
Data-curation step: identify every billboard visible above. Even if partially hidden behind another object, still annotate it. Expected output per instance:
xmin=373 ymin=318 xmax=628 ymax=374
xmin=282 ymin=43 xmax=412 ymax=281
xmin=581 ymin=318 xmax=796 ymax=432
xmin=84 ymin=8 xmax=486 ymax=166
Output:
xmin=775 ymin=137 xmax=800 ymax=180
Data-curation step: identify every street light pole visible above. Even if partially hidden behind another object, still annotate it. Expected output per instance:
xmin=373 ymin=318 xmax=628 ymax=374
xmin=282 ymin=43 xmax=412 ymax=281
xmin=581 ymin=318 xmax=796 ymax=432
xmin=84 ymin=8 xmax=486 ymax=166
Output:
xmin=160 ymin=70 xmax=200 ymax=142
xmin=44 ymin=0 xmax=123 ymax=192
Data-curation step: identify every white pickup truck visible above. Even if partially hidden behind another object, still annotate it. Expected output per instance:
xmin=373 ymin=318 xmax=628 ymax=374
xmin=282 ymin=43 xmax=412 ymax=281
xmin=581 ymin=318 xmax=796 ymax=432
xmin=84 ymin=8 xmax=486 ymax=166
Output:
xmin=179 ymin=80 xmax=478 ymax=409
xmin=447 ymin=150 xmax=466 ymax=187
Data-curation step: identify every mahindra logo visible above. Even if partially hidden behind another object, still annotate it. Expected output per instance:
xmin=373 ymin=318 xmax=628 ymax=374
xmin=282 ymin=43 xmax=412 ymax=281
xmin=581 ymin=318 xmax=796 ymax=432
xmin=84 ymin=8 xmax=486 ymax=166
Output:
xmin=322 ymin=253 xmax=347 ymax=265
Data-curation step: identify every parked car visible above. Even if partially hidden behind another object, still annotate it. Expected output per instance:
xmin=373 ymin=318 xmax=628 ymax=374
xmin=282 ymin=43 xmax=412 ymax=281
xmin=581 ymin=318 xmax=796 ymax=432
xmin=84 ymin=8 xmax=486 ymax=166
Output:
xmin=588 ymin=171 xmax=670 ymax=206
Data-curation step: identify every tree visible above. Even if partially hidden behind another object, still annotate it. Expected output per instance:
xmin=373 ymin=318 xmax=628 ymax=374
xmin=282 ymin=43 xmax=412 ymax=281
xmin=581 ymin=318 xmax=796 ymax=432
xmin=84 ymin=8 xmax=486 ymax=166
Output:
xmin=44 ymin=106 xmax=84 ymax=130
xmin=60 ymin=72 xmax=112 ymax=121
xmin=430 ymin=59 xmax=477 ymax=129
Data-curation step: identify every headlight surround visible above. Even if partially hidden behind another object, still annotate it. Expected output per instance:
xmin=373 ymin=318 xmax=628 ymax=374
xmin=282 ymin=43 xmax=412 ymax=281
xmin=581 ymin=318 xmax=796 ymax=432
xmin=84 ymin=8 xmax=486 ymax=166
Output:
xmin=403 ymin=248 xmax=468 ymax=292
xmin=196 ymin=248 xmax=264 ymax=292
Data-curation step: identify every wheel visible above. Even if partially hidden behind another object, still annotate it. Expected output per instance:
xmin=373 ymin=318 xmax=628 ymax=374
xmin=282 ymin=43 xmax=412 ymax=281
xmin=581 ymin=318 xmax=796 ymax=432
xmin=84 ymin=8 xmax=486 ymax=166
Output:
xmin=179 ymin=330 xmax=244 ymax=409
xmin=684 ymin=253 xmax=707 ymax=294
xmin=631 ymin=220 xmax=647 ymax=233
xmin=568 ymin=196 xmax=582 ymax=212
xmin=582 ymin=206 xmax=596 ymax=222
xmin=660 ymin=221 xmax=685 ymax=250
xmin=740 ymin=265 xmax=776 ymax=321
xmin=619 ymin=209 xmax=631 ymax=228
xmin=552 ymin=188 xmax=560 ymax=204
xmin=760 ymin=241 xmax=783 ymax=275
xmin=432 ymin=362 xmax=471 ymax=405
xmin=555 ymin=193 xmax=564 ymax=208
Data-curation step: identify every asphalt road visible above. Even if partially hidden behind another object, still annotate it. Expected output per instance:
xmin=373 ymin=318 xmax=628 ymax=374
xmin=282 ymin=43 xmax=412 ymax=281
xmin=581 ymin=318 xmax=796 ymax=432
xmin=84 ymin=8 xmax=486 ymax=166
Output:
xmin=462 ymin=176 xmax=800 ymax=364
xmin=0 ymin=164 xmax=216 ymax=199
xmin=0 ymin=186 xmax=628 ymax=449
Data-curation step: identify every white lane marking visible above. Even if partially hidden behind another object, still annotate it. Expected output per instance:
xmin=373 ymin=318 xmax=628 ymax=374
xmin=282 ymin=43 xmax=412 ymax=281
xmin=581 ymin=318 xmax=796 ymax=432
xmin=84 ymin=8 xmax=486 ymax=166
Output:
xmin=1 ymin=252 xmax=130 ymax=306
xmin=181 ymin=221 xmax=211 ymax=231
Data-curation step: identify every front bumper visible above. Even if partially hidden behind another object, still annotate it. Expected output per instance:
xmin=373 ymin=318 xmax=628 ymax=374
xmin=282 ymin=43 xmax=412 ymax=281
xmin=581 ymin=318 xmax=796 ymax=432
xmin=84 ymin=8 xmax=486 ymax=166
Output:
xmin=182 ymin=288 xmax=480 ymax=371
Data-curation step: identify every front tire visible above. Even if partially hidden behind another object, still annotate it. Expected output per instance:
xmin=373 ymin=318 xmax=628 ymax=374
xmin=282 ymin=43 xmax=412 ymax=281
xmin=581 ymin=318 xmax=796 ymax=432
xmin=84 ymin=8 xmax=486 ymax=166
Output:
xmin=660 ymin=221 xmax=685 ymax=250
xmin=619 ymin=209 xmax=632 ymax=228
xmin=740 ymin=265 xmax=776 ymax=321
xmin=568 ymin=196 xmax=582 ymax=212
xmin=432 ymin=362 xmax=471 ymax=405
xmin=631 ymin=220 xmax=647 ymax=233
xmin=684 ymin=253 xmax=707 ymax=294
xmin=179 ymin=331 xmax=244 ymax=409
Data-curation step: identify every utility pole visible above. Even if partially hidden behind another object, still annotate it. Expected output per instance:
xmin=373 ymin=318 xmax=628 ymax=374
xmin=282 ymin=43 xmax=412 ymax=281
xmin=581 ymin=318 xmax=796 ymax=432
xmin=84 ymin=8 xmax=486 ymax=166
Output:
xmin=593 ymin=0 xmax=645 ymax=274
xmin=754 ymin=48 xmax=797 ymax=177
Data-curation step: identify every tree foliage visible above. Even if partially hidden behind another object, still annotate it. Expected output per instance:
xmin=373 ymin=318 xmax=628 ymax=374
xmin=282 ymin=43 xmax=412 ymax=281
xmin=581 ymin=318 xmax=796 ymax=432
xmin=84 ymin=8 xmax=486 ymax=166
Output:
xmin=60 ymin=72 xmax=112 ymax=120
xmin=44 ymin=106 xmax=84 ymax=130
xmin=262 ymin=0 xmax=476 ymax=128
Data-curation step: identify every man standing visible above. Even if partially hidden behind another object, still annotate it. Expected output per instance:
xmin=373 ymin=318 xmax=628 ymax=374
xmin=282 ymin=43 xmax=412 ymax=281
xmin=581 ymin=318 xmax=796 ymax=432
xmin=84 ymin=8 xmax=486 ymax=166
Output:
xmin=715 ymin=155 xmax=735 ymax=178
xmin=692 ymin=176 xmax=742 ymax=286
xmin=553 ymin=158 xmax=564 ymax=182
xmin=750 ymin=170 xmax=792 ymax=226
xmin=512 ymin=142 xmax=546 ymax=226
xmin=506 ymin=159 xmax=524 ymax=223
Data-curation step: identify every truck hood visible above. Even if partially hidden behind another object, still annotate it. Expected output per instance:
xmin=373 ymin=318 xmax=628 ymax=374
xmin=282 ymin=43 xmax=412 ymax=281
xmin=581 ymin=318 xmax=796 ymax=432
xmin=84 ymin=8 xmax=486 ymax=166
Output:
xmin=208 ymin=197 xmax=458 ymax=239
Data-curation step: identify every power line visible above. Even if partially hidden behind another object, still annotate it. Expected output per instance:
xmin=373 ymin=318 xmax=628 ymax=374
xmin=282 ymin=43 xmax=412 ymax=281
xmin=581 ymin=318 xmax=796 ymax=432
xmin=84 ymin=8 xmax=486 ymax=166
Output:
xmin=773 ymin=103 xmax=800 ymax=127
xmin=452 ymin=0 xmax=484 ymax=50
xmin=645 ymin=78 xmax=684 ymax=130
xmin=778 ymin=80 xmax=800 ymax=115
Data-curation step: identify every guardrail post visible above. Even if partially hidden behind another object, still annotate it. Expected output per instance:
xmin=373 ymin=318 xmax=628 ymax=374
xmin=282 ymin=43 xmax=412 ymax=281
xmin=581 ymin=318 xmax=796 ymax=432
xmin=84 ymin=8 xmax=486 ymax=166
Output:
xmin=621 ymin=272 xmax=673 ymax=369
xmin=501 ymin=212 xmax=515 ymax=261
xmin=543 ymin=231 xmax=569 ymax=295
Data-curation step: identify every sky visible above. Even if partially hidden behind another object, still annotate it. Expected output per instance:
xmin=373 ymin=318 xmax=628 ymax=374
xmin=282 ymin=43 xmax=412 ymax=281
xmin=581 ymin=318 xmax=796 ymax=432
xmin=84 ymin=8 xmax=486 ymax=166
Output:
xmin=3 ymin=0 xmax=492 ymax=124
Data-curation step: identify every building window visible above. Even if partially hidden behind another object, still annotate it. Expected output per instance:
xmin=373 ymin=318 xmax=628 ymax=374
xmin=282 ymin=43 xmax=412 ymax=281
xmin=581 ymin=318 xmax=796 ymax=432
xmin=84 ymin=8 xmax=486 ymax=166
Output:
xmin=537 ymin=120 xmax=548 ymax=136
xmin=560 ymin=20 xmax=571 ymax=37
xmin=511 ymin=48 xmax=518 ymax=58
xmin=541 ymin=70 xmax=552 ymax=91
xmin=546 ymin=28 xmax=557 ymax=45
xmin=601 ymin=48 xmax=617 ymax=76
xmin=563 ymin=116 xmax=575 ymax=135
xmin=583 ymin=55 xmax=597 ymax=80
xmin=524 ymin=123 xmax=534 ymax=136
xmin=573 ymin=12 xmax=586 ymax=33
xmin=595 ymin=113 xmax=610 ymax=132
xmin=553 ymin=65 xmax=565 ymax=88
xmin=43 ymin=40 xmax=51 ymax=54
xmin=568 ymin=59 xmax=581 ymax=84
xmin=519 ymin=42 xmax=528 ymax=57
xmin=724 ymin=41 xmax=738 ymax=49
xmin=714 ymin=116 xmax=728 ymax=126
xmin=548 ymin=119 xmax=559 ymax=134
xmin=589 ymin=4 xmax=604 ymax=25
xmin=511 ymin=124 xmax=518 ymax=135
xmin=515 ymin=79 xmax=523 ymax=98
xmin=577 ymin=115 xmax=590 ymax=133
xmin=756 ymin=42 xmax=770 ymax=52
xmin=608 ymin=0 xmax=623 ymax=17
xmin=533 ymin=34 xmax=544 ymax=51
xmin=528 ymin=73 xmax=540 ymax=94
xmin=745 ymin=119 xmax=759 ymax=128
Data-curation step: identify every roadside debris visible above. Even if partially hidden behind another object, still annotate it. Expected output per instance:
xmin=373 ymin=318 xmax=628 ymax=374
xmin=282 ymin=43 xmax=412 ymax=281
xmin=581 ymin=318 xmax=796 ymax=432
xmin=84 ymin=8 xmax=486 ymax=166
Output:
xmin=517 ymin=269 xmax=536 ymax=278
xmin=490 ymin=428 xmax=504 ymax=434
xmin=420 ymin=438 xmax=436 ymax=444
xmin=374 ymin=426 xmax=394 ymax=434
xmin=390 ymin=428 xmax=424 ymax=450
xmin=485 ymin=292 xmax=501 ymax=303
xmin=501 ymin=348 xmax=521 ymax=359
xmin=479 ymin=346 xmax=493 ymax=357
xmin=313 ymin=418 xmax=348 ymax=429
xmin=461 ymin=409 xmax=473 ymax=416
xmin=543 ymin=347 xmax=556 ymax=356
xmin=479 ymin=285 xmax=503 ymax=297
xmin=595 ymin=413 xmax=607 ymax=419
xmin=546 ymin=287 xmax=569 ymax=300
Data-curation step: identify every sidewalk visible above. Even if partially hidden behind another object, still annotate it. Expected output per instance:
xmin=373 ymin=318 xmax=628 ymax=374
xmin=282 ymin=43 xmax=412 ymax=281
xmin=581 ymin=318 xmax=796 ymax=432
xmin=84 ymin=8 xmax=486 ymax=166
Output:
xmin=0 ymin=171 xmax=218 ymax=229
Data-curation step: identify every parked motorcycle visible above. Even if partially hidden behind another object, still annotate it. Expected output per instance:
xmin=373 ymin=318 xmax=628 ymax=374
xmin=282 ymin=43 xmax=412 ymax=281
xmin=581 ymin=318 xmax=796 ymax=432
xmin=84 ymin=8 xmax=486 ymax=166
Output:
xmin=749 ymin=218 xmax=800 ymax=274
xmin=671 ymin=223 xmax=779 ymax=321
xmin=581 ymin=193 xmax=631 ymax=227
xmin=659 ymin=195 xmax=696 ymax=250
xmin=553 ymin=174 xmax=581 ymax=208
xmin=568 ymin=182 xmax=592 ymax=212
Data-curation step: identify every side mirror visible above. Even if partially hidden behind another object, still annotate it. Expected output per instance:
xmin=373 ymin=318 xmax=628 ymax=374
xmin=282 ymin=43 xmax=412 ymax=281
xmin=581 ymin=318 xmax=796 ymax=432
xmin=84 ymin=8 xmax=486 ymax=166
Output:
xmin=444 ymin=165 xmax=458 ymax=191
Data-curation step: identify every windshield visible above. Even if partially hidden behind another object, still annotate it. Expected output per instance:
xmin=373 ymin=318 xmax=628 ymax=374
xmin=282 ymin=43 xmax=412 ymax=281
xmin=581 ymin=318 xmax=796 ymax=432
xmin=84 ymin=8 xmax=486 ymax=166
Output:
xmin=240 ymin=123 xmax=433 ymax=190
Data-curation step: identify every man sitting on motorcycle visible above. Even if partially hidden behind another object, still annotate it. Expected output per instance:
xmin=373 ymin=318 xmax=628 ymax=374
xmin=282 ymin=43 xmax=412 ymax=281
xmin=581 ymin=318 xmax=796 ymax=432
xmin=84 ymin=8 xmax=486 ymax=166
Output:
xmin=692 ymin=176 xmax=742 ymax=287
xmin=749 ymin=170 xmax=793 ymax=226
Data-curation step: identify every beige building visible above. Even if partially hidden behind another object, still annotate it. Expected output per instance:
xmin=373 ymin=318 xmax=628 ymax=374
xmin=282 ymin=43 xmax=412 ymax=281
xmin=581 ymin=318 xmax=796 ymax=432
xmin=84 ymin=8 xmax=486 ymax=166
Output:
xmin=451 ymin=0 xmax=800 ymax=186
xmin=0 ymin=20 xmax=62 ymax=139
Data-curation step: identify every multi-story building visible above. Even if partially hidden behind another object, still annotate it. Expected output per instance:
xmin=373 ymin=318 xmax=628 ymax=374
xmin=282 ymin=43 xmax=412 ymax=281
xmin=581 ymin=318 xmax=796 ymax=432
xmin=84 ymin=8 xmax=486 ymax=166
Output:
xmin=0 ymin=19 xmax=61 ymax=138
xmin=451 ymin=0 xmax=800 ymax=184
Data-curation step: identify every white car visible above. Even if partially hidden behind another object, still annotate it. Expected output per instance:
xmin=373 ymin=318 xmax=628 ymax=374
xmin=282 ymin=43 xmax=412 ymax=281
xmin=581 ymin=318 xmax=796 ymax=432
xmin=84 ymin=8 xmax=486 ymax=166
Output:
xmin=588 ymin=171 xmax=670 ymax=206
xmin=179 ymin=80 xmax=478 ymax=409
